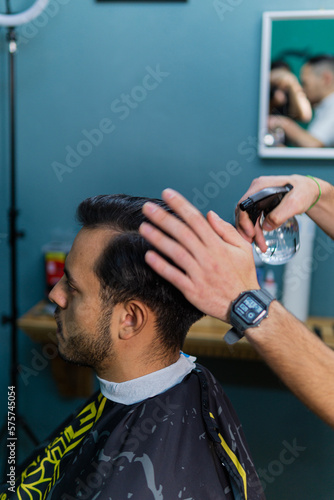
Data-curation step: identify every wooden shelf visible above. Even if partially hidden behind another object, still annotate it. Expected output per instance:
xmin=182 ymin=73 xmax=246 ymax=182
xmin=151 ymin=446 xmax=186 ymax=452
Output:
xmin=185 ymin=314 xmax=334 ymax=359
xmin=17 ymin=301 xmax=334 ymax=395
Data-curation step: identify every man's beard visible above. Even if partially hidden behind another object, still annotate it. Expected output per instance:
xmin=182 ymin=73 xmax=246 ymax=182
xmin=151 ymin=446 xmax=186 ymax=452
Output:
xmin=55 ymin=306 xmax=113 ymax=370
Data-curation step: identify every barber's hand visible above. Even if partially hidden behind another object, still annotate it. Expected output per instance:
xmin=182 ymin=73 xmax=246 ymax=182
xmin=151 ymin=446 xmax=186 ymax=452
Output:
xmin=235 ymin=175 xmax=319 ymax=252
xmin=270 ymin=68 xmax=300 ymax=92
xmin=139 ymin=189 xmax=259 ymax=322
xmin=268 ymin=114 xmax=291 ymax=131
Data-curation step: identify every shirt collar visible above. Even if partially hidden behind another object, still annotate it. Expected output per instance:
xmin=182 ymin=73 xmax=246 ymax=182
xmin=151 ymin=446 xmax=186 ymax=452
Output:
xmin=97 ymin=352 xmax=196 ymax=405
xmin=314 ymin=91 xmax=334 ymax=110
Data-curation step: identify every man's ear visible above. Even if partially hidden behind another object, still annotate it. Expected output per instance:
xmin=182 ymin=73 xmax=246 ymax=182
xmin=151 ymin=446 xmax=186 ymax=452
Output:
xmin=322 ymin=70 xmax=334 ymax=87
xmin=118 ymin=301 xmax=149 ymax=340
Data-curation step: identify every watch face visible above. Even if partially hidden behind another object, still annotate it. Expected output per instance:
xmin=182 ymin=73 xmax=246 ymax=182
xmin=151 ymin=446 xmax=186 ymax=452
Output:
xmin=234 ymin=295 xmax=265 ymax=325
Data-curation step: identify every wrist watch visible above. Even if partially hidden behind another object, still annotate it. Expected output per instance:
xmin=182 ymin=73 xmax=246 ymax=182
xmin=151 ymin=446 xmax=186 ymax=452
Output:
xmin=224 ymin=288 xmax=275 ymax=345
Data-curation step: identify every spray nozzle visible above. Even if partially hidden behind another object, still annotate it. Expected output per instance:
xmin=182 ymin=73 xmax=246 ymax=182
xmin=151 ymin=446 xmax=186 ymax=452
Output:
xmin=240 ymin=183 xmax=293 ymax=226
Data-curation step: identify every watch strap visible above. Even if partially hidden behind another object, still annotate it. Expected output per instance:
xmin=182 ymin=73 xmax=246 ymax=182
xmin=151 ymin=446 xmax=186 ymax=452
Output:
xmin=224 ymin=327 xmax=244 ymax=345
xmin=253 ymin=288 xmax=275 ymax=304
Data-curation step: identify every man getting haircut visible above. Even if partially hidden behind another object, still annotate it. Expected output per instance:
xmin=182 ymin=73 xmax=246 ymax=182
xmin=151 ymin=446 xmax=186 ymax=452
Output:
xmin=0 ymin=194 xmax=264 ymax=500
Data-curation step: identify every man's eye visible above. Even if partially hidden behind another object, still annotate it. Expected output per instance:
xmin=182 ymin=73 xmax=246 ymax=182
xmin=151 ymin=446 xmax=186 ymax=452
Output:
xmin=64 ymin=279 xmax=76 ymax=292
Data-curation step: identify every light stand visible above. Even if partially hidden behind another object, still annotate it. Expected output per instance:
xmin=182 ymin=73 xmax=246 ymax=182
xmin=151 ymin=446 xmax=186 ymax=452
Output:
xmin=0 ymin=23 xmax=39 ymax=483
xmin=0 ymin=0 xmax=50 ymax=481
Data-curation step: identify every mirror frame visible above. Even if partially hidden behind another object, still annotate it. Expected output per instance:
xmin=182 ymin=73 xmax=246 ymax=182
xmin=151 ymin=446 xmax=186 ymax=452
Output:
xmin=258 ymin=10 xmax=334 ymax=159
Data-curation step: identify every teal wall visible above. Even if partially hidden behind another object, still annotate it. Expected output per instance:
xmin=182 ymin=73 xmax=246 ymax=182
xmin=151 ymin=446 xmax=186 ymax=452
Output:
xmin=272 ymin=18 xmax=334 ymax=76
xmin=1 ymin=1 xmax=334 ymax=497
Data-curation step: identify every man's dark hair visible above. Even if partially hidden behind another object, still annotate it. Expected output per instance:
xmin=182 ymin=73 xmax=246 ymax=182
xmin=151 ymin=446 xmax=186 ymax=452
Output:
xmin=76 ymin=194 xmax=204 ymax=352
xmin=271 ymin=60 xmax=291 ymax=72
xmin=307 ymin=54 xmax=334 ymax=75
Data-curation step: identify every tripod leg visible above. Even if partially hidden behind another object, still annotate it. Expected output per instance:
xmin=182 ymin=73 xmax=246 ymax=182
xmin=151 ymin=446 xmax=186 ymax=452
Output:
xmin=17 ymin=416 xmax=39 ymax=446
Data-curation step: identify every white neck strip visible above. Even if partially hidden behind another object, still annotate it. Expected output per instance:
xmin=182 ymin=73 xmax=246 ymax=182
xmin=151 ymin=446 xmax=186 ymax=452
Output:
xmin=97 ymin=352 xmax=196 ymax=405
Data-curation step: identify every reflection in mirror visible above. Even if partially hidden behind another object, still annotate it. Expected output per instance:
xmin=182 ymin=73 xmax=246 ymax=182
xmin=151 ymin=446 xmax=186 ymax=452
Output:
xmin=258 ymin=10 xmax=334 ymax=159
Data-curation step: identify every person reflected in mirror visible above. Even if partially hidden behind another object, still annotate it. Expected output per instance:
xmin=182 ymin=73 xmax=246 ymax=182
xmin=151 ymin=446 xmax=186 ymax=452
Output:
xmin=267 ymin=61 xmax=312 ymax=146
xmin=268 ymin=55 xmax=334 ymax=147
xmin=270 ymin=60 xmax=312 ymax=121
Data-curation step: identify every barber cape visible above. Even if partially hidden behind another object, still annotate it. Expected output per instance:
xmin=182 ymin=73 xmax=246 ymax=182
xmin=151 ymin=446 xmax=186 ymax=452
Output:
xmin=0 ymin=357 xmax=265 ymax=500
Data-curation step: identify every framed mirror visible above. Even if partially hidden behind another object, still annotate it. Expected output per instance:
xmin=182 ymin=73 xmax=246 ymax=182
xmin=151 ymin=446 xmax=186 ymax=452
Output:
xmin=258 ymin=10 xmax=334 ymax=159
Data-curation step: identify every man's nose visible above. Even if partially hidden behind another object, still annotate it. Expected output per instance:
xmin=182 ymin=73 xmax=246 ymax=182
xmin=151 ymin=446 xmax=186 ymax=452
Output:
xmin=48 ymin=277 xmax=67 ymax=309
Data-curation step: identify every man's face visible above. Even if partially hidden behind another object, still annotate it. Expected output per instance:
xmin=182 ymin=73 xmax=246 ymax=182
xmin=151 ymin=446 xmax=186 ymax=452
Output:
xmin=300 ymin=64 xmax=324 ymax=105
xmin=49 ymin=227 xmax=115 ymax=371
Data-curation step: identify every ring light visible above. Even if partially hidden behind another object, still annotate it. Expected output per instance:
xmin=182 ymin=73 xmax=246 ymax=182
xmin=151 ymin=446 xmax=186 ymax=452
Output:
xmin=0 ymin=0 xmax=49 ymax=27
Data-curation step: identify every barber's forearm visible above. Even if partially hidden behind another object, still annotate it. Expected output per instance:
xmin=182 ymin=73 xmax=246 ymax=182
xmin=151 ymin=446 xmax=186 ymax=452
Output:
xmin=288 ymin=86 xmax=312 ymax=123
xmin=307 ymin=178 xmax=334 ymax=239
xmin=282 ymin=119 xmax=324 ymax=147
xmin=245 ymin=301 xmax=334 ymax=428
